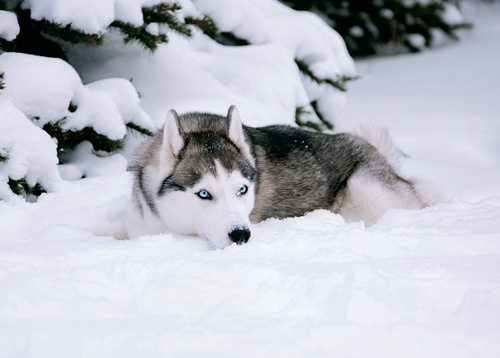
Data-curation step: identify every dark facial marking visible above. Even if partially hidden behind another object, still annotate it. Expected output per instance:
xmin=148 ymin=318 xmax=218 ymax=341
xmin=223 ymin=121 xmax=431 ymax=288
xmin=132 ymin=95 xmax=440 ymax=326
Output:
xmin=138 ymin=168 xmax=160 ymax=216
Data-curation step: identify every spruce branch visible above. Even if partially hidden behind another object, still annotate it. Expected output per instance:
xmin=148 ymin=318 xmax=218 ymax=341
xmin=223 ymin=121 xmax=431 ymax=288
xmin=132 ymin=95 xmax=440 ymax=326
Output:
xmin=142 ymin=3 xmax=182 ymax=23
xmin=8 ymin=177 xmax=46 ymax=197
xmin=110 ymin=19 xmax=169 ymax=52
xmin=110 ymin=2 xmax=195 ymax=51
xmin=214 ymin=32 xmax=250 ymax=47
xmin=126 ymin=122 xmax=154 ymax=137
xmin=110 ymin=3 xmax=218 ymax=52
xmin=295 ymin=107 xmax=323 ymax=132
xmin=39 ymin=19 xmax=103 ymax=46
xmin=295 ymin=101 xmax=335 ymax=132
xmin=295 ymin=60 xmax=358 ymax=92
xmin=0 ymin=72 xmax=4 ymax=90
xmin=43 ymin=120 xmax=124 ymax=153
xmin=0 ymin=6 xmax=103 ymax=60
xmin=0 ymin=148 xmax=8 ymax=163
xmin=185 ymin=15 xmax=218 ymax=38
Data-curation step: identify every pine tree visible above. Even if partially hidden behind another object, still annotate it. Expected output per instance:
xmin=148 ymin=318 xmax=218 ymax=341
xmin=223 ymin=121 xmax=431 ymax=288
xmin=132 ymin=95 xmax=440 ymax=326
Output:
xmin=280 ymin=0 xmax=471 ymax=57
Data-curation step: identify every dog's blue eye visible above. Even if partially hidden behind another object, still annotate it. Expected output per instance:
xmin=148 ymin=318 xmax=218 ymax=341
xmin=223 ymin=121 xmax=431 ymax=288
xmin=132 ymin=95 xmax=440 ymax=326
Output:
xmin=240 ymin=185 xmax=248 ymax=195
xmin=197 ymin=190 xmax=211 ymax=200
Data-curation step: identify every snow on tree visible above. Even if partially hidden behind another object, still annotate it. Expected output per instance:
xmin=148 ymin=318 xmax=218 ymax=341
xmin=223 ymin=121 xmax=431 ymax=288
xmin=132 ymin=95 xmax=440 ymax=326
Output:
xmin=0 ymin=52 xmax=156 ymax=200
xmin=0 ymin=95 xmax=62 ymax=201
xmin=281 ymin=0 xmax=471 ymax=57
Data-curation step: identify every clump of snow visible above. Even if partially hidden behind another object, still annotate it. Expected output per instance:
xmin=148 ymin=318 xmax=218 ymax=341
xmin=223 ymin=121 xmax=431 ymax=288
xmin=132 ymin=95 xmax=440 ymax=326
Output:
xmin=26 ymin=0 xmax=163 ymax=34
xmin=380 ymin=8 xmax=394 ymax=19
xmin=407 ymin=33 xmax=426 ymax=49
xmin=85 ymin=78 xmax=155 ymax=133
xmin=113 ymin=0 xmax=169 ymax=27
xmin=0 ymin=52 xmax=81 ymax=123
xmin=0 ymin=95 xmax=62 ymax=201
xmin=0 ymin=52 xmax=154 ymax=140
xmin=349 ymin=25 xmax=364 ymax=38
xmin=145 ymin=22 xmax=159 ymax=36
xmin=27 ymin=0 xmax=114 ymax=34
xmin=192 ymin=0 xmax=356 ymax=123
xmin=0 ymin=10 xmax=20 ymax=41
xmin=442 ymin=2 xmax=465 ymax=25
xmin=22 ymin=0 xmax=199 ymax=35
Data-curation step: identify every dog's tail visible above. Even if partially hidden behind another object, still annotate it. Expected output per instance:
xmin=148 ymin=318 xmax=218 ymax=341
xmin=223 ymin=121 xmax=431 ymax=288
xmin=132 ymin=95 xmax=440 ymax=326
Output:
xmin=350 ymin=124 xmax=439 ymax=208
xmin=350 ymin=124 xmax=403 ymax=169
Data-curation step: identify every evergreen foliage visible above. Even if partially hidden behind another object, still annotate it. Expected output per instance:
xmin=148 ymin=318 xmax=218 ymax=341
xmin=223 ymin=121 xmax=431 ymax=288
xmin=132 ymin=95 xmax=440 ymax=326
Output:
xmin=184 ymin=15 xmax=218 ymax=38
xmin=0 ymin=71 xmax=4 ymax=90
xmin=42 ymin=120 xmax=124 ymax=154
xmin=126 ymin=123 xmax=154 ymax=137
xmin=8 ymin=178 xmax=46 ymax=197
xmin=281 ymin=0 xmax=471 ymax=57
xmin=0 ymin=4 xmax=103 ymax=60
xmin=295 ymin=107 xmax=325 ymax=132
xmin=296 ymin=60 xmax=357 ymax=92
xmin=295 ymin=101 xmax=335 ymax=131
xmin=0 ymin=148 xmax=7 ymax=163
xmin=293 ymin=61 xmax=357 ymax=131
xmin=110 ymin=3 xmax=218 ymax=52
xmin=0 ymin=1 xmax=217 ymax=57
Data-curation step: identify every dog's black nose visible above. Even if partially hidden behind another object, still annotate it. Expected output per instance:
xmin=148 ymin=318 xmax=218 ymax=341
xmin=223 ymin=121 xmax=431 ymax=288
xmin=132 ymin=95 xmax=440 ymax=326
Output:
xmin=228 ymin=228 xmax=251 ymax=245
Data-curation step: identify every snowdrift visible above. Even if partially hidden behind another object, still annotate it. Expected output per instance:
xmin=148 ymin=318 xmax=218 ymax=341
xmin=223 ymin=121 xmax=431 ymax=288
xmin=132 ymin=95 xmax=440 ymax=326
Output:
xmin=1 ymin=2 xmax=499 ymax=358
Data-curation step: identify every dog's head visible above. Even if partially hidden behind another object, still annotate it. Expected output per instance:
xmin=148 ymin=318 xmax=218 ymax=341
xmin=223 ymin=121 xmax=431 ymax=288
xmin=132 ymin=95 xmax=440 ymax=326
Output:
xmin=154 ymin=106 xmax=257 ymax=249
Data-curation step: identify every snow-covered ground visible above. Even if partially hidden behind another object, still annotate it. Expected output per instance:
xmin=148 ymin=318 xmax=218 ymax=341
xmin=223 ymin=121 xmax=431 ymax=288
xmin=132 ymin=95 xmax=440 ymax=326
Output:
xmin=1 ymin=2 xmax=500 ymax=357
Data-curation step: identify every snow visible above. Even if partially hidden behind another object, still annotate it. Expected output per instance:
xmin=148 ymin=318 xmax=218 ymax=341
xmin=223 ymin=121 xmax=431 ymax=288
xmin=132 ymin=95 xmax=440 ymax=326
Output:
xmin=25 ymin=0 xmax=171 ymax=34
xmin=66 ymin=0 xmax=356 ymax=128
xmin=0 ymin=95 xmax=62 ymax=200
xmin=1 ymin=1 xmax=500 ymax=357
xmin=0 ymin=52 xmax=154 ymax=139
xmin=0 ymin=53 xmax=82 ymax=123
xmin=442 ymin=2 xmax=465 ymax=25
xmin=0 ymin=52 xmax=155 ymax=187
xmin=407 ymin=33 xmax=426 ymax=49
xmin=0 ymin=10 xmax=20 ymax=41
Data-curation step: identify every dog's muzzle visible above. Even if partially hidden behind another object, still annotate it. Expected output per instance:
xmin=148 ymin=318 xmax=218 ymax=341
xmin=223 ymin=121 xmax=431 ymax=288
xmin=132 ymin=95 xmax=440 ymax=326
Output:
xmin=228 ymin=228 xmax=251 ymax=245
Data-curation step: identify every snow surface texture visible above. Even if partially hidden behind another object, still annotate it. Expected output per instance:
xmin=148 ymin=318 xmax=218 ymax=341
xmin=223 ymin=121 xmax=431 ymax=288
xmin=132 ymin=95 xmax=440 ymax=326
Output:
xmin=1 ymin=2 xmax=500 ymax=358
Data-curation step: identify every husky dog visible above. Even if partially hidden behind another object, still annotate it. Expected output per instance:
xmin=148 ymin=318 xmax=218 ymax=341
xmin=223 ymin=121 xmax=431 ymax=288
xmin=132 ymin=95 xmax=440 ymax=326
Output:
xmin=127 ymin=106 xmax=433 ymax=248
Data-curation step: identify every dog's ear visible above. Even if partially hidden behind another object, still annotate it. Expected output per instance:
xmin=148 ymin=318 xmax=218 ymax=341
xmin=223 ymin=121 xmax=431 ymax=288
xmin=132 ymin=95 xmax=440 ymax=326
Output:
xmin=161 ymin=109 xmax=184 ymax=165
xmin=227 ymin=105 xmax=255 ymax=167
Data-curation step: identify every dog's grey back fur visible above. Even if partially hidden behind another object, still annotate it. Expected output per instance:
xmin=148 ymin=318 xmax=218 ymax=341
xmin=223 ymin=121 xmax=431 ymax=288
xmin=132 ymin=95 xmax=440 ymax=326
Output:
xmin=243 ymin=125 xmax=416 ymax=222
